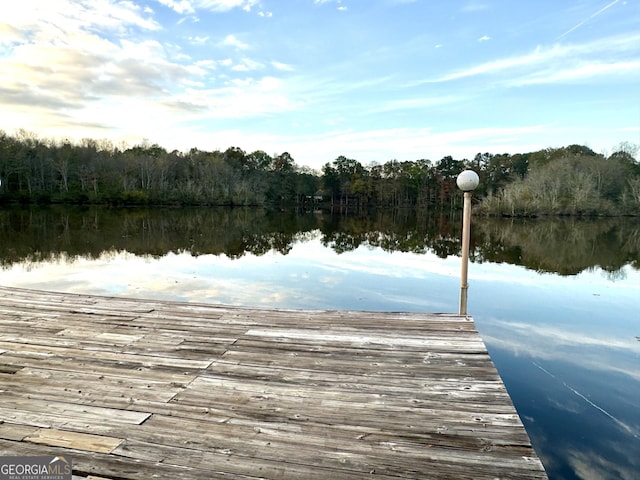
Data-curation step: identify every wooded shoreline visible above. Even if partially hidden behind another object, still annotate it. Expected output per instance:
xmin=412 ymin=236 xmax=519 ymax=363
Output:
xmin=1 ymin=131 xmax=638 ymax=216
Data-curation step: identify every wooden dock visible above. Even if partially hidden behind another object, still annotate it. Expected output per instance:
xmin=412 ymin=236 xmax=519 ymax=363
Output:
xmin=0 ymin=286 xmax=547 ymax=479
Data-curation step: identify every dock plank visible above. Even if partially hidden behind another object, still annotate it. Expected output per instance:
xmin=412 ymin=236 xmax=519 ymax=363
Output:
xmin=0 ymin=286 xmax=547 ymax=479
xmin=24 ymin=428 xmax=124 ymax=454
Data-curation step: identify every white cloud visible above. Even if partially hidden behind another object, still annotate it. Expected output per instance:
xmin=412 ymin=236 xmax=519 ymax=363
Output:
xmin=314 ymin=0 xmax=346 ymax=9
xmin=1 ymin=0 xmax=160 ymax=34
xmin=478 ymin=35 xmax=490 ymax=42
xmin=194 ymin=59 xmax=217 ymax=70
xmin=160 ymin=75 xmax=296 ymax=124
xmin=271 ymin=61 xmax=295 ymax=72
xmin=188 ymin=35 xmax=209 ymax=44
xmin=231 ymin=57 xmax=265 ymax=71
xmin=193 ymin=0 xmax=259 ymax=12
xmin=0 ymin=23 xmax=23 ymax=45
xmin=220 ymin=34 xmax=249 ymax=50
xmin=0 ymin=1 xmax=224 ymax=142
xmin=156 ymin=0 xmax=195 ymax=14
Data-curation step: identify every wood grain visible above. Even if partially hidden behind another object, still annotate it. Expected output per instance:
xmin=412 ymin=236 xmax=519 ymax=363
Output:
xmin=0 ymin=286 xmax=547 ymax=479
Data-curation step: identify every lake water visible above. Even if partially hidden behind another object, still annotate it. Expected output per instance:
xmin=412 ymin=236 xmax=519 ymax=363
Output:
xmin=1 ymin=206 xmax=638 ymax=480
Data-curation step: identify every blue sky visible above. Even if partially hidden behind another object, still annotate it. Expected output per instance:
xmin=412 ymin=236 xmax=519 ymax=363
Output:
xmin=1 ymin=0 xmax=638 ymax=169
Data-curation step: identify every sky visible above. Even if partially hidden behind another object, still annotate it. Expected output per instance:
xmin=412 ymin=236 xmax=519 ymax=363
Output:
xmin=1 ymin=0 xmax=639 ymax=170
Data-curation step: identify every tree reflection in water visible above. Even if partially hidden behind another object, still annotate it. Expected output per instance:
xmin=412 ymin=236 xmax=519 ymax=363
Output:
xmin=0 ymin=206 xmax=637 ymax=275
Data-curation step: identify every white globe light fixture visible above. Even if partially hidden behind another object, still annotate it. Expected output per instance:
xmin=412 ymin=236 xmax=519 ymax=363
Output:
xmin=456 ymin=170 xmax=479 ymax=192
xmin=456 ymin=170 xmax=480 ymax=315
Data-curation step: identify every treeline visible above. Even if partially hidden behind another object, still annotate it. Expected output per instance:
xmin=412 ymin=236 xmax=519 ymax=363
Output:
xmin=477 ymin=146 xmax=640 ymax=216
xmin=0 ymin=131 xmax=317 ymax=206
xmin=0 ymin=130 xmax=638 ymax=215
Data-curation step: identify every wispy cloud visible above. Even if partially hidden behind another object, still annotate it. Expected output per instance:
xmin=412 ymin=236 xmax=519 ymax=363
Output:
xmin=271 ymin=61 xmax=295 ymax=72
xmin=487 ymin=320 xmax=640 ymax=354
xmin=566 ymin=445 xmax=640 ymax=480
xmin=366 ymin=95 xmax=464 ymax=114
xmin=511 ymin=60 xmax=640 ymax=86
xmin=193 ymin=0 xmax=259 ymax=12
xmin=462 ymin=2 xmax=490 ymax=13
xmin=168 ymin=75 xmax=297 ymax=121
xmin=558 ymin=0 xmax=620 ymax=39
xmin=231 ymin=57 xmax=264 ymax=71
xmin=423 ymin=33 xmax=640 ymax=85
xmin=314 ymin=0 xmax=346 ymax=10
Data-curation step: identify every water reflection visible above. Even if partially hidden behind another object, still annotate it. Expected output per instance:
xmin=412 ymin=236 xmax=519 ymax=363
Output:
xmin=468 ymin=256 xmax=640 ymax=480
xmin=1 ymin=206 xmax=638 ymax=275
xmin=474 ymin=217 xmax=640 ymax=275
xmin=0 ymin=206 xmax=639 ymax=480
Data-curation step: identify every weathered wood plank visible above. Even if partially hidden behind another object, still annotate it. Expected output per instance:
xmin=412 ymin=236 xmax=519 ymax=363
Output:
xmin=0 ymin=340 xmax=214 ymax=369
xmin=23 ymin=428 xmax=124 ymax=454
xmin=0 ymin=395 xmax=150 ymax=424
xmin=0 ymin=422 xmax=41 ymax=441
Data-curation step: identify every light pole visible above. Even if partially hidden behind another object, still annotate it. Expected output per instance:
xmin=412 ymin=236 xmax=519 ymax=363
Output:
xmin=456 ymin=170 xmax=479 ymax=316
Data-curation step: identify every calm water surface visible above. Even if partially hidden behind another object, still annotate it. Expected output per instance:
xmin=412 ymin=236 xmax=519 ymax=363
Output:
xmin=1 ymin=206 xmax=638 ymax=480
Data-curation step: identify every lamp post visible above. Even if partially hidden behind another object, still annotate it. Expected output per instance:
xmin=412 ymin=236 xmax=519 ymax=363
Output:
xmin=456 ymin=170 xmax=479 ymax=316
